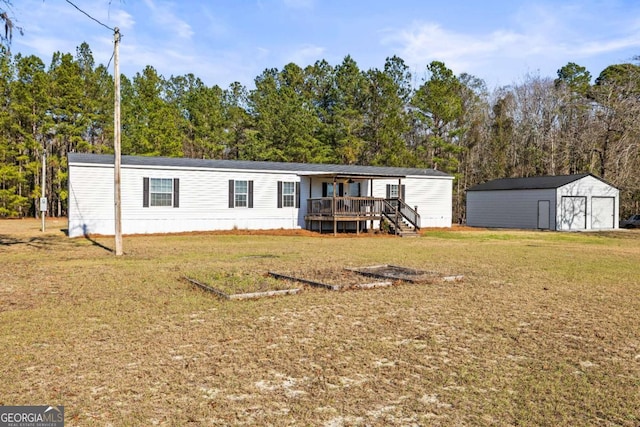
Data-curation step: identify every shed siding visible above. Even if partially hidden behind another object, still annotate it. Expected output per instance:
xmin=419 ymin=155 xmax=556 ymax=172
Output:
xmin=466 ymin=174 xmax=619 ymax=231
xmin=466 ymin=189 xmax=556 ymax=229
xmin=556 ymin=175 xmax=619 ymax=230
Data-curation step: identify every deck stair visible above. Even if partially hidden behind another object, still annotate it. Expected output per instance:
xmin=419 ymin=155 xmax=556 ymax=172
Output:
xmin=388 ymin=218 xmax=419 ymax=237
xmin=305 ymin=196 xmax=421 ymax=236
xmin=382 ymin=199 xmax=421 ymax=237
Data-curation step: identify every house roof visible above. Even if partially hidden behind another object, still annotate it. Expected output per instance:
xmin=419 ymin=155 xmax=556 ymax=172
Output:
xmin=67 ymin=153 xmax=453 ymax=179
xmin=466 ymin=173 xmax=610 ymax=191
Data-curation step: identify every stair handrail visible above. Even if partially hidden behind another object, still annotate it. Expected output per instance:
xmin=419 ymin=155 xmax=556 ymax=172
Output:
xmin=381 ymin=200 xmax=398 ymax=235
xmin=397 ymin=199 xmax=421 ymax=230
xmin=382 ymin=198 xmax=421 ymax=232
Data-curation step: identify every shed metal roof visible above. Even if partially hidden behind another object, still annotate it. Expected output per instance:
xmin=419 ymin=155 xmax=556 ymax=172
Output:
xmin=67 ymin=153 xmax=453 ymax=178
xmin=466 ymin=173 xmax=610 ymax=191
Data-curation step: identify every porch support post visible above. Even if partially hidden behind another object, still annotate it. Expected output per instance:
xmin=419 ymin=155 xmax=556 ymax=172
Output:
xmin=333 ymin=178 xmax=337 ymax=235
xmin=306 ymin=177 xmax=312 ymax=231
xmin=370 ymin=178 xmax=374 ymax=231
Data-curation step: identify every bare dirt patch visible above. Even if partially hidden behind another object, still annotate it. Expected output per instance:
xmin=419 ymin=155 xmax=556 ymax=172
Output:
xmin=186 ymin=270 xmax=296 ymax=295
xmin=347 ymin=264 xmax=463 ymax=283
xmin=269 ymin=268 xmax=397 ymax=291
xmin=185 ymin=276 xmax=301 ymax=300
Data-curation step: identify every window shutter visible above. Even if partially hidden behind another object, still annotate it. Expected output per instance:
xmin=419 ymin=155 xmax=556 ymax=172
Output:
xmin=322 ymin=182 xmax=327 ymax=197
xmin=248 ymin=180 xmax=254 ymax=208
xmin=277 ymin=181 xmax=283 ymax=208
xmin=143 ymin=177 xmax=149 ymax=207
xmin=228 ymin=180 xmax=234 ymax=208
xmin=401 ymin=185 xmax=406 ymax=200
xmin=173 ymin=178 xmax=180 ymax=208
xmin=338 ymin=183 xmax=344 ymax=196
xmin=295 ymin=182 xmax=300 ymax=208
xmin=386 ymin=184 xmax=391 ymax=199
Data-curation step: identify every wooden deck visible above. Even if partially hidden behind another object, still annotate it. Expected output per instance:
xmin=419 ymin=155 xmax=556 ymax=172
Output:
xmin=304 ymin=197 xmax=386 ymax=234
xmin=305 ymin=197 xmax=421 ymax=235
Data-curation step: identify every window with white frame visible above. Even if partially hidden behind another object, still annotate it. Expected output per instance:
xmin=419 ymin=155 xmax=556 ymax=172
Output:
xmin=282 ymin=182 xmax=295 ymax=207
xmin=234 ymin=180 xmax=248 ymax=207
xmin=389 ymin=184 xmax=399 ymax=198
xmin=385 ymin=183 xmax=405 ymax=200
xmin=150 ymin=178 xmax=174 ymax=206
xmin=277 ymin=181 xmax=298 ymax=208
xmin=143 ymin=177 xmax=179 ymax=208
xmin=228 ymin=180 xmax=253 ymax=208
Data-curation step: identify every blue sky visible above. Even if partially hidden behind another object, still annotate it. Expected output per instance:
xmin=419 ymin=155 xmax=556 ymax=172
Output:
xmin=9 ymin=0 xmax=640 ymax=90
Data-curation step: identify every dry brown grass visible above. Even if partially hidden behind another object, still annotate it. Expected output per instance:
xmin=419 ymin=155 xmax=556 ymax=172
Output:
xmin=1 ymin=219 xmax=639 ymax=426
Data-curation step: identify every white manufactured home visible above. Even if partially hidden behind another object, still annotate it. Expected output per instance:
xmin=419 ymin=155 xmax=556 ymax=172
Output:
xmin=67 ymin=153 xmax=453 ymax=237
xmin=466 ymin=173 xmax=619 ymax=231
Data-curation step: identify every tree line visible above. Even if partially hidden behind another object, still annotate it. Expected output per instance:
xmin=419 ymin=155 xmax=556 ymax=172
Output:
xmin=1 ymin=42 xmax=639 ymax=220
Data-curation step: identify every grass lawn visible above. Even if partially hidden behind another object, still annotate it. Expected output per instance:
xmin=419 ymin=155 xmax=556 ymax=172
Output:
xmin=1 ymin=219 xmax=639 ymax=426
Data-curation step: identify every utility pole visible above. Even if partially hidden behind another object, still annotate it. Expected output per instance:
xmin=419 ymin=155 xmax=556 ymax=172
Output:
xmin=40 ymin=151 xmax=46 ymax=232
xmin=114 ymin=27 xmax=123 ymax=256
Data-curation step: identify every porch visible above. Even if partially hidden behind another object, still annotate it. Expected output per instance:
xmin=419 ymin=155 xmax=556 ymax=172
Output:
xmin=304 ymin=196 xmax=421 ymax=236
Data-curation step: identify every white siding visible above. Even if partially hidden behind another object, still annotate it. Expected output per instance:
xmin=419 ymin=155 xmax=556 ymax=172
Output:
xmin=69 ymin=161 xmax=453 ymax=237
xmin=69 ymin=164 xmax=304 ymax=237
xmin=466 ymin=189 xmax=556 ymax=229
xmin=68 ymin=164 xmax=115 ymax=237
xmin=372 ymin=177 xmax=453 ymax=228
xmin=557 ymin=175 xmax=619 ymax=230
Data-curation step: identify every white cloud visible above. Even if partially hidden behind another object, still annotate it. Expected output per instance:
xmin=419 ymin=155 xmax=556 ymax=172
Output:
xmin=142 ymin=0 xmax=194 ymax=40
xmin=284 ymin=44 xmax=326 ymax=66
xmin=13 ymin=0 xmax=133 ymax=61
xmin=382 ymin=22 xmax=531 ymax=77
xmin=576 ymin=35 xmax=640 ymax=56
xmin=110 ymin=9 xmax=136 ymax=32
xmin=16 ymin=36 xmax=67 ymax=59
xmin=381 ymin=2 xmax=640 ymax=87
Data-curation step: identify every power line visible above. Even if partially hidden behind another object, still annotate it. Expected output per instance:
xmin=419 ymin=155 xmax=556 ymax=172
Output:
xmin=106 ymin=49 xmax=115 ymax=70
xmin=64 ymin=0 xmax=115 ymax=32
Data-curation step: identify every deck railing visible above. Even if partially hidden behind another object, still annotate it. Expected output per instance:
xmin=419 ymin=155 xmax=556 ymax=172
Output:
xmin=307 ymin=197 xmax=386 ymax=217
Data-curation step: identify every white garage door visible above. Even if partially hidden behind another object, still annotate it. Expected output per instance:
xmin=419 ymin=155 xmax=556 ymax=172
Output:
xmin=560 ymin=196 xmax=586 ymax=230
xmin=591 ymin=197 xmax=615 ymax=229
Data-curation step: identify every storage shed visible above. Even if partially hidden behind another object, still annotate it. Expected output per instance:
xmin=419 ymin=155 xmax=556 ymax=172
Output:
xmin=67 ymin=153 xmax=453 ymax=237
xmin=466 ymin=173 xmax=619 ymax=231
